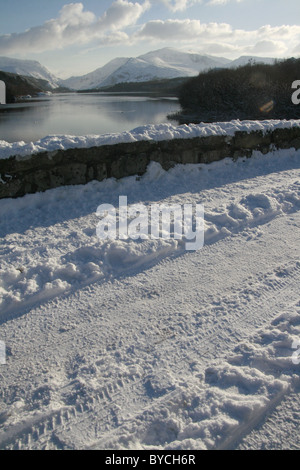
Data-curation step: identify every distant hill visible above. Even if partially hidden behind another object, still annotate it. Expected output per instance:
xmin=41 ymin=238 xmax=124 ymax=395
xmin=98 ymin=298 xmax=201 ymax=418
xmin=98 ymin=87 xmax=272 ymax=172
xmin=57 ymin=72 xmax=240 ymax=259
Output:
xmin=61 ymin=49 xmax=279 ymax=92
xmin=175 ymin=58 xmax=300 ymax=123
xmin=0 ymin=71 xmax=68 ymax=103
xmin=0 ymin=50 xmax=279 ymax=95
xmin=62 ymin=57 xmax=130 ymax=91
xmin=0 ymin=57 xmax=60 ymax=89
xmin=61 ymin=48 xmax=232 ymax=91
xmin=79 ymin=76 xmax=191 ymax=96
xmin=228 ymin=56 xmax=277 ymax=68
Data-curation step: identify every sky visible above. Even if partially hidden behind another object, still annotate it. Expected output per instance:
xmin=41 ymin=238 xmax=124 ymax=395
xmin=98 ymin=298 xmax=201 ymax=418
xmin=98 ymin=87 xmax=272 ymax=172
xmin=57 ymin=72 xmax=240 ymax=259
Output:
xmin=0 ymin=0 xmax=299 ymax=78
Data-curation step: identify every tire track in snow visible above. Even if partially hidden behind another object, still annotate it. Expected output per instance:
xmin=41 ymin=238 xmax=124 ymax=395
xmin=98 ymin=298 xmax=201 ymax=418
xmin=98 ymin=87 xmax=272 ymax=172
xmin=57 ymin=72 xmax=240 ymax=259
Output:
xmin=1 ymin=260 xmax=299 ymax=449
xmin=0 ymin=173 xmax=299 ymax=324
xmin=87 ymin=298 xmax=300 ymax=450
xmin=0 ymin=374 xmax=144 ymax=450
xmin=237 ymin=386 xmax=300 ymax=450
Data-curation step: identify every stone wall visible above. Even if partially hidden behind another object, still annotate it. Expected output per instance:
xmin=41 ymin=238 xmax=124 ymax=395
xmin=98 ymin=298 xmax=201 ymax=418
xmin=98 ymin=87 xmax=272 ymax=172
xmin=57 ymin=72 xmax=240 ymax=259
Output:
xmin=1 ymin=126 xmax=300 ymax=199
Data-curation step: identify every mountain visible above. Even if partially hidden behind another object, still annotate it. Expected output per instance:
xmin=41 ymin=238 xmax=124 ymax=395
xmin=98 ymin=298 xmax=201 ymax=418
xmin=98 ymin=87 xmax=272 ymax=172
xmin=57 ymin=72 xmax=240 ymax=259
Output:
xmin=229 ymin=56 xmax=277 ymax=68
xmin=61 ymin=49 xmax=278 ymax=91
xmin=0 ymin=70 xmax=55 ymax=103
xmin=0 ymin=51 xmax=279 ymax=93
xmin=61 ymin=48 xmax=232 ymax=91
xmin=139 ymin=48 xmax=230 ymax=71
xmin=62 ymin=57 xmax=129 ymax=91
xmin=0 ymin=57 xmax=60 ymax=89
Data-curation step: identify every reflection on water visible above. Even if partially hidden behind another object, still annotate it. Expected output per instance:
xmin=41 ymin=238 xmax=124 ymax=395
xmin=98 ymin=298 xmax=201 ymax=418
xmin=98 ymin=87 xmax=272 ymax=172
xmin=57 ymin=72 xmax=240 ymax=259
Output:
xmin=0 ymin=93 xmax=180 ymax=143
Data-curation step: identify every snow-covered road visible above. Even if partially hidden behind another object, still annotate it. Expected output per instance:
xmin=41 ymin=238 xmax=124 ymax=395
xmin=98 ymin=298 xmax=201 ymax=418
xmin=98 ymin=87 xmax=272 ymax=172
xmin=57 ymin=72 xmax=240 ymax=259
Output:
xmin=0 ymin=147 xmax=299 ymax=450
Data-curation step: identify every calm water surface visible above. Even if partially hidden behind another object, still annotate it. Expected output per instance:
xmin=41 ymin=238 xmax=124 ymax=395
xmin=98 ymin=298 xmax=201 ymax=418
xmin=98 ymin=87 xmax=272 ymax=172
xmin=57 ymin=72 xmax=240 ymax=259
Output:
xmin=0 ymin=93 xmax=181 ymax=143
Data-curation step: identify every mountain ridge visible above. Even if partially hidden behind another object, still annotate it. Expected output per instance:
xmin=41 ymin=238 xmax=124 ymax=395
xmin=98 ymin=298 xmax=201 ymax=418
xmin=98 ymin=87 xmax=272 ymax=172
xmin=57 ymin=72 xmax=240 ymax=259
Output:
xmin=0 ymin=48 xmax=278 ymax=92
xmin=0 ymin=56 xmax=60 ymax=89
xmin=62 ymin=48 xmax=235 ymax=90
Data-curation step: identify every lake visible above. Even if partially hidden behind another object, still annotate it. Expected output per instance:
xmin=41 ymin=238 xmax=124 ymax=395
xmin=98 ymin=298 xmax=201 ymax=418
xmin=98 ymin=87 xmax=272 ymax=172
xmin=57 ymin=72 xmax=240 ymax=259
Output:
xmin=0 ymin=93 xmax=181 ymax=143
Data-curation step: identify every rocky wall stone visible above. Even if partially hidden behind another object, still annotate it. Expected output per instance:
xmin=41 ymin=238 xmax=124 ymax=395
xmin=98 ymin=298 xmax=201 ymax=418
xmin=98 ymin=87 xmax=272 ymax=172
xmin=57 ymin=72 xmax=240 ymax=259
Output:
xmin=1 ymin=127 xmax=300 ymax=199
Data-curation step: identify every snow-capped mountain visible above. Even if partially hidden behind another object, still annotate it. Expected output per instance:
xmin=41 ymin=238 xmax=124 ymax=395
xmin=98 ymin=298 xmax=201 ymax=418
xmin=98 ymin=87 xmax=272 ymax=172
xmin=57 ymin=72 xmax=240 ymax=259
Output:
xmin=100 ymin=56 xmax=190 ymax=87
xmin=0 ymin=50 xmax=278 ymax=92
xmin=229 ymin=55 xmax=277 ymax=68
xmin=62 ymin=57 xmax=129 ymax=91
xmin=61 ymin=49 xmax=278 ymax=91
xmin=0 ymin=57 xmax=60 ymax=89
xmin=139 ymin=48 xmax=230 ymax=71
xmin=61 ymin=48 xmax=232 ymax=90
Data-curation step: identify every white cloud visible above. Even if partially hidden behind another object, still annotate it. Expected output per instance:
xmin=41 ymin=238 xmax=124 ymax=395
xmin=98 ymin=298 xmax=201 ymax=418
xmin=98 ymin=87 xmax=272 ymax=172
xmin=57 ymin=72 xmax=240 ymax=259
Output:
xmin=0 ymin=1 xmax=299 ymax=63
xmin=96 ymin=0 xmax=150 ymax=31
xmin=0 ymin=1 xmax=150 ymax=55
xmin=136 ymin=19 xmax=233 ymax=40
xmin=153 ymin=0 xmax=244 ymax=10
xmin=58 ymin=3 xmax=96 ymax=26
xmin=207 ymin=0 xmax=244 ymax=5
xmin=135 ymin=18 xmax=300 ymax=58
xmin=293 ymin=43 xmax=300 ymax=54
xmin=157 ymin=0 xmax=200 ymax=11
xmin=247 ymin=40 xmax=286 ymax=55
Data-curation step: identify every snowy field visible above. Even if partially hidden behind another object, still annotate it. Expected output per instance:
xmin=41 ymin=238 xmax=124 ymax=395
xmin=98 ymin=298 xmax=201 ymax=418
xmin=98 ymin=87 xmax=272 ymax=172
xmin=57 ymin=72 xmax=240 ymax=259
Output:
xmin=0 ymin=134 xmax=300 ymax=449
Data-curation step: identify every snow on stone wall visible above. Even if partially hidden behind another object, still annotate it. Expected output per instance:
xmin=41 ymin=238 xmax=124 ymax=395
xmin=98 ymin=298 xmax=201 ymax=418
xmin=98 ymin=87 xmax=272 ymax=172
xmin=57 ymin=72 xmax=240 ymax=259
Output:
xmin=1 ymin=120 xmax=300 ymax=199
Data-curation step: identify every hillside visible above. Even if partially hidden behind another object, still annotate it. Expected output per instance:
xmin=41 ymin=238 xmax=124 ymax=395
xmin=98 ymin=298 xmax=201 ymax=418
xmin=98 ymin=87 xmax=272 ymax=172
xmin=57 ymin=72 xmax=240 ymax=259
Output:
xmin=61 ymin=50 xmax=277 ymax=92
xmin=0 ymin=57 xmax=60 ymax=89
xmin=63 ymin=57 xmax=129 ymax=92
xmin=228 ymin=55 xmax=276 ymax=68
xmin=62 ymin=48 xmax=231 ymax=91
xmin=175 ymin=58 xmax=300 ymax=123
xmin=78 ymin=76 xmax=190 ymax=96
xmin=0 ymin=50 xmax=277 ymax=94
xmin=0 ymin=71 xmax=69 ymax=103
xmin=0 ymin=71 xmax=52 ymax=103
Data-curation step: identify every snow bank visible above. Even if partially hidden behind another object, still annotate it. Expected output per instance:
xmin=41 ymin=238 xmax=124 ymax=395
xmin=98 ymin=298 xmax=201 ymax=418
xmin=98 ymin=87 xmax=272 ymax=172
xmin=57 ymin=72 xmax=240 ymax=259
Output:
xmin=1 ymin=119 xmax=300 ymax=160
xmin=0 ymin=148 xmax=299 ymax=318
xmin=0 ymin=142 xmax=300 ymax=450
